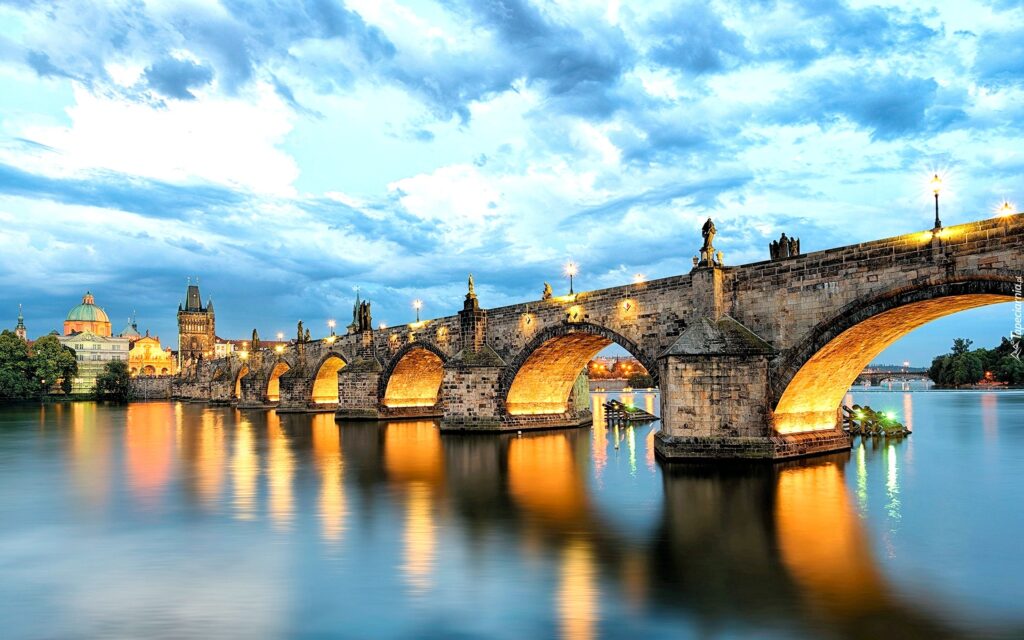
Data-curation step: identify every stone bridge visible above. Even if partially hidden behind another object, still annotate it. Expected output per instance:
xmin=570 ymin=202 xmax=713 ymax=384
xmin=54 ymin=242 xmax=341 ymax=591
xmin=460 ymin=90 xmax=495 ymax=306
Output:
xmin=854 ymin=367 xmax=930 ymax=386
xmin=175 ymin=213 xmax=1023 ymax=460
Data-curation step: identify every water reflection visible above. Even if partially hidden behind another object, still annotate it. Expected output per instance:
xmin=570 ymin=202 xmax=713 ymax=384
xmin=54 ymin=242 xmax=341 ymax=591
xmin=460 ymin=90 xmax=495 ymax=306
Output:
xmin=311 ymin=414 xmax=346 ymax=545
xmin=7 ymin=398 xmax=1023 ymax=639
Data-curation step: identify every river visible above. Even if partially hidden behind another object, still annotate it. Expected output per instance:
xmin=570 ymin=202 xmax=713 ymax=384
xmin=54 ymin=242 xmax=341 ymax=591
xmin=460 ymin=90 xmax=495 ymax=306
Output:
xmin=0 ymin=389 xmax=1021 ymax=639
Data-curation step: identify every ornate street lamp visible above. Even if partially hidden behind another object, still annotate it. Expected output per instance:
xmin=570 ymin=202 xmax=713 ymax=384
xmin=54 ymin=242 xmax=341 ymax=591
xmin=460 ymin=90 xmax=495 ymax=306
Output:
xmin=413 ymin=299 xmax=423 ymax=323
xmin=564 ymin=261 xmax=578 ymax=295
xmin=997 ymin=200 xmax=1016 ymax=217
xmin=328 ymin=319 xmax=336 ymax=336
xmin=930 ymin=173 xmax=943 ymax=230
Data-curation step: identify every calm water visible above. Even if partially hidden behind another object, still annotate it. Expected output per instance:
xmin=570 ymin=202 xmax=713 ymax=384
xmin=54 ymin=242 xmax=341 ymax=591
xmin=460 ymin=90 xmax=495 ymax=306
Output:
xmin=1 ymin=390 xmax=1022 ymax=639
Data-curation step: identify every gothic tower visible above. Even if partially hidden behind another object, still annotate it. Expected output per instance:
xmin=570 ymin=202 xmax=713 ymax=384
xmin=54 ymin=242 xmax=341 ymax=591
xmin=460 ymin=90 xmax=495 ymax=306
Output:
xmin=177 ymin=280 xmax=216 ymax=367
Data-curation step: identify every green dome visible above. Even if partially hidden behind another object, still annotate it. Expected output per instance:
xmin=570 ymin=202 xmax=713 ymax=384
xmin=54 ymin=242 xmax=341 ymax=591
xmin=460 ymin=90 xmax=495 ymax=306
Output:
xmin=66 ymin=291 xmax=110 ymax=324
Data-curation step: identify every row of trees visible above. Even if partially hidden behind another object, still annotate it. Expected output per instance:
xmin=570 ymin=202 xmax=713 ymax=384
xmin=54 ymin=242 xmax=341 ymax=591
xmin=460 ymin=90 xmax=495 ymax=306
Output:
xmin=0 ymin=330 xmax=78 ymax=399
xmin=928 ymin=337 xmax=1023 ymax=387
xmin=0 ymin=330 xmax=133 ymax=401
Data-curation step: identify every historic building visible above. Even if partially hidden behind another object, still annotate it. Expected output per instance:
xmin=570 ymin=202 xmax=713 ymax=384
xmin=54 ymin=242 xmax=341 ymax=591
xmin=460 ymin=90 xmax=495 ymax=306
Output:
xmin=129 ymin=332 xmax=177 ymax=376
xmin=57 ymin=292 xmax=129 ymax=393
xmin=64 ymin=291 xmax=112 ymax=336
xmin=14 ymin=304 xmax=26 ymax=341
xmin=177 ymin=281 xmax=216 ymax=367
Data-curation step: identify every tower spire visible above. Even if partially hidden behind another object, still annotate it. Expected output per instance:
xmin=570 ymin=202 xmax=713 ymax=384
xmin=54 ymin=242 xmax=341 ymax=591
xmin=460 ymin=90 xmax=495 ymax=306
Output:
xmin=15 ymin=304 xmax=26 ymax=341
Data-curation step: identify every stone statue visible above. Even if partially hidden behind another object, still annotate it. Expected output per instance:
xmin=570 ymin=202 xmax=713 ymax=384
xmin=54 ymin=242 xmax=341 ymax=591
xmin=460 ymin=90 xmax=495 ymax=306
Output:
xmin=542 ymin=282 xmax=553 ymax=300
xmin=304 ymin=328 xmax=311 ymax=343
xmin=692 ymin=256 xmax=699 ymax=267
xmin=357 ymin=301 xmax=372 ymax=332
xmin=698 ymin=218 xmax=718 ymax=267
xmin=716 ymin=250 xmax=724 ymax=266
xmin=770 ymin=232 xmax=801 ymax=260
xmin=251 ymin=328 xmax=260 ymax=351
xmin=297 ymin=320 xmax=304 ymax=343
xmin=701 ymin=218 xmax=716 ymax=251
xmin=467 ymin=273 xmax=475 ymax=297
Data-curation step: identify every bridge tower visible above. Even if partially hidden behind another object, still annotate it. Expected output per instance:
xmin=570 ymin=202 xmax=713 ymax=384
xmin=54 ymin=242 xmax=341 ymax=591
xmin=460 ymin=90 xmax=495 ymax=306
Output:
xmin=177 ymin=278 xmax=216 ymax=368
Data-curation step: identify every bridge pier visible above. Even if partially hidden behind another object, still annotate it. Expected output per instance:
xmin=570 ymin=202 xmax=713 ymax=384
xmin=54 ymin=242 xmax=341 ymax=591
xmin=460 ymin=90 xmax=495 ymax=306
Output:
xmin=335 ymin=360 xmax=384 ymax=420
xmin=237 ymin=372 xmax=271 ymax=408
xmin=654 ymin=316 xmax=851 ymax=461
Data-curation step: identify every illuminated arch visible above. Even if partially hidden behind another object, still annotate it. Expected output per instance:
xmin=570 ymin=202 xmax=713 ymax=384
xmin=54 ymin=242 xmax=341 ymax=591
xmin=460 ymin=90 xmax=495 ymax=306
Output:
xmin=143 ymin=365 xmax=156 ymax=376
xmin=233 ymin=365 xmax=249 ymax=399
xmin=500 ymin=322 xmax=658 ymax=416
xmin=311 ymin=353 xmax=347 ymax=404
xmin=772 ymin=278 xmax=1015 ymax=434
xmin=380 ymin=342 xmax=448 ymax=408
xmin=266 ymin=361 xmax=291 ymax=402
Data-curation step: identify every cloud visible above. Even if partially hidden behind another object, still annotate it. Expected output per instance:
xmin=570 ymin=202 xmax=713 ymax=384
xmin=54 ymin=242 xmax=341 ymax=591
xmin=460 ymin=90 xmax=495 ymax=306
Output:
xmin=143 ymin=57 xmax=214 ymax=100
xmin=973 ymin=28 xmax=1024 ymax=85
xmin=645 ymin=3 xmax=748 ymax=74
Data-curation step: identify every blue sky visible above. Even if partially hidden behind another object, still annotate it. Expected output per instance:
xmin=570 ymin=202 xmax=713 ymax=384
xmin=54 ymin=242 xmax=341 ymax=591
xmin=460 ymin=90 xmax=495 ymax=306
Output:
xmin=0 ymin=0 xmax=1020 ymax=365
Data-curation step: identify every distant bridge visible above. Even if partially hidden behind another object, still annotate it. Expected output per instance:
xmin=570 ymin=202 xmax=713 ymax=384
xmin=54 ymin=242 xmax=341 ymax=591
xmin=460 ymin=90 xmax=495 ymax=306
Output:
xmin=174 ymin=213 xmax=1024 ymax=460
xmin=854 ymin=367 xmax=930 ymax=386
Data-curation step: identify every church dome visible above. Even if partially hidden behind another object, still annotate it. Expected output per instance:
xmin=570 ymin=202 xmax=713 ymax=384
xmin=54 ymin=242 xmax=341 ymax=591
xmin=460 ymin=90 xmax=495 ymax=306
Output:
xmin=66 ymin=292 xmax=110 ymax=324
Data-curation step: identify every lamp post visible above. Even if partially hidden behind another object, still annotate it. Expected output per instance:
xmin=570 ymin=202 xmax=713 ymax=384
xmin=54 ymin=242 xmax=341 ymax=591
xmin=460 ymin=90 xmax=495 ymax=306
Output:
xmin=930 ymin=173 xmax=943 ymax=230
xmin=413 ymin=299 xmax=422 ymax=323
xmin=328 ymin=319 xmax=336 ymax=336
xmin=564 ymin=261 xmax=578 ymax=295
xmin=997 ymin=200 xmax=1015 ymax=217
xmin=276 ymin=332 xmax=284 ymax=341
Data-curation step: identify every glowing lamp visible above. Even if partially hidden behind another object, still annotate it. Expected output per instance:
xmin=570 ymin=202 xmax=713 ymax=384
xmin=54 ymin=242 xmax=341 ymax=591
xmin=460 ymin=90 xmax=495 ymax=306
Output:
xmin=412 ymin=299 xmax=422 ymax=322
xmin=997 ymin=200 xmax=1015 ymax=217
xmin=930 ymin=173 xmax=943 ymax=230
xmin=378 ymin=322 xmax=387 ymax=330
xmin=275 ymin=345 xmax=284 ymax=354
xmin=277 ymin=332 xmax=284 ymax=341
xmin=564 ymin=260 xmax=578 ymax=295
xmin=633 ymin=273 xmax=645 ymax=284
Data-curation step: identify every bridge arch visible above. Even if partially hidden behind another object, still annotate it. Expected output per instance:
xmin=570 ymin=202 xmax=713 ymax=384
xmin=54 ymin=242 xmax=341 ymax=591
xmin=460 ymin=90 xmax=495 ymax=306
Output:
xmin=772 ymin=278 xmax=1015 ymax=433
xmin=233 ymin=364 xmax=250 ymax=399
xmin=379 ymin=341 xmax=448 ymax=409
xmin=311 ymin=352 xmax=348 ymax=404
xmin=266 ymin=360 xmax=291 ymax=402
xmin=500 ymin=321 xmax=658 ymax=416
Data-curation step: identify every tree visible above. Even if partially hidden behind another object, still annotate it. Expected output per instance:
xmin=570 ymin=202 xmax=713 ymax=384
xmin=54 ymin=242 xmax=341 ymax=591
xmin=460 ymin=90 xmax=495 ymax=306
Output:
xmin=996 ymin=356 xmax=1024 ymax=385
xmin=0 ymin=330 xmax=37 ymax=400
xmin=949 ymin=353 xmax=984 ymax=387
xmin=928 ymin=355 xmax=949 ymax=384
xmin=29 ymin=335 xmax=77 ymax=396
xmin=951 ymin=338 xmax=973 ymax=356
xmin=627 ymin=373 xmax=655 ymax=389
xmin=94 ymin=360 xmax=132 ymax=402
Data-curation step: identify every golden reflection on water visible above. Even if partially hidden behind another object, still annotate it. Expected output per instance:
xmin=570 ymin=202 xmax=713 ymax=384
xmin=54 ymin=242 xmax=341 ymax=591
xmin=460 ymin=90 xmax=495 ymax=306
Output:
xmin=193 ymin=409 xmax=226 ymax=509
xmin=590 ymin=393 xmax=608 ymax=478
xmin=384 ymin=422 xmax=443 ymax=596
xmin=232 ymin=416 xmax=258 ymax=520
xmin=775 ymin=460 xmax=886 ymax=615
xmin=982 ymin=392 xmax=998 ymax=444
xmin=557 ymin=538 xmax=598 ymax=640
xmin=70 ymin=402 xmax=110 ymax=509
xmin=508 ymin=434 xmax=587 ymax=524
xmin=645 ymin=427 xmax=655 ymax=472
xmin=266 ymin=412 xmax=295 ymax=530
xmin=402 ymin=482 xmax=436 ymax=596
xmin=311 ymin=414 xmax=346 ymax=545
xmin=124 ymin=403 xmax=175 ymax=508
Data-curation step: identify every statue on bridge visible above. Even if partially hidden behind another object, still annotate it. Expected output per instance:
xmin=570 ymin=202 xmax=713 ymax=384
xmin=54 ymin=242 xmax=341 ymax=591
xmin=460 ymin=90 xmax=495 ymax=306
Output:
xmin=698 ymin=218 xmax=720 ymax=267
xmin=769 ymin=233 xmax=801 ymax=261
xmin=542 ymin=282 xmax=553 ymax=300
xmin=297 ymin=320 xmax=305 ymax=343
xmin=251 ymin=328 xmax=260 ymax=351
xmin=467 ymin=273 xmax=476 ymax=298
xmin=358 ymin=300 xmax=372 ymax=332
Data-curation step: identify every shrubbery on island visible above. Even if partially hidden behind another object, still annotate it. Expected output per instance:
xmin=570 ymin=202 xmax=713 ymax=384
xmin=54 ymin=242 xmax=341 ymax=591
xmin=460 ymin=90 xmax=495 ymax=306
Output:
xmin=928 ymin=338 xmax=1023 ymax=387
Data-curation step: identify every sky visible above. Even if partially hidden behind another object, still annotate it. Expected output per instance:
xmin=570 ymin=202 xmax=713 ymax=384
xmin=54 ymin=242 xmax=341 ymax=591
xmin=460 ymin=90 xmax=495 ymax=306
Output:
xmin=0 ymin=0 xmax=1020 ymax=366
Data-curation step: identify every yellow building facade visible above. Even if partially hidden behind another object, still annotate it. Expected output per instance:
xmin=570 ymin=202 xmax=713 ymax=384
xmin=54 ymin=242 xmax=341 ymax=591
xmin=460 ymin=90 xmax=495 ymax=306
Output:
xmin=129 ymin=333 xmax=177 ymax=377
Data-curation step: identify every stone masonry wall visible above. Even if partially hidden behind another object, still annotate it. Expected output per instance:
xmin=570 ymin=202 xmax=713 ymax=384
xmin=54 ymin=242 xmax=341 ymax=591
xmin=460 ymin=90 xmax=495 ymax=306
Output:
xmin=130 ymin=376 xmax=173 ymax=399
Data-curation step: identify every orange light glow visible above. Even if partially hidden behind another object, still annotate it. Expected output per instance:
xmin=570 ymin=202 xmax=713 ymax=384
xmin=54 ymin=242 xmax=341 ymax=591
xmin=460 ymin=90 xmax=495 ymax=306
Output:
xmin=312 ymin=355 xmax=346 ymax=404
xmin=383 ymin=348 xmax=444 ymax=408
